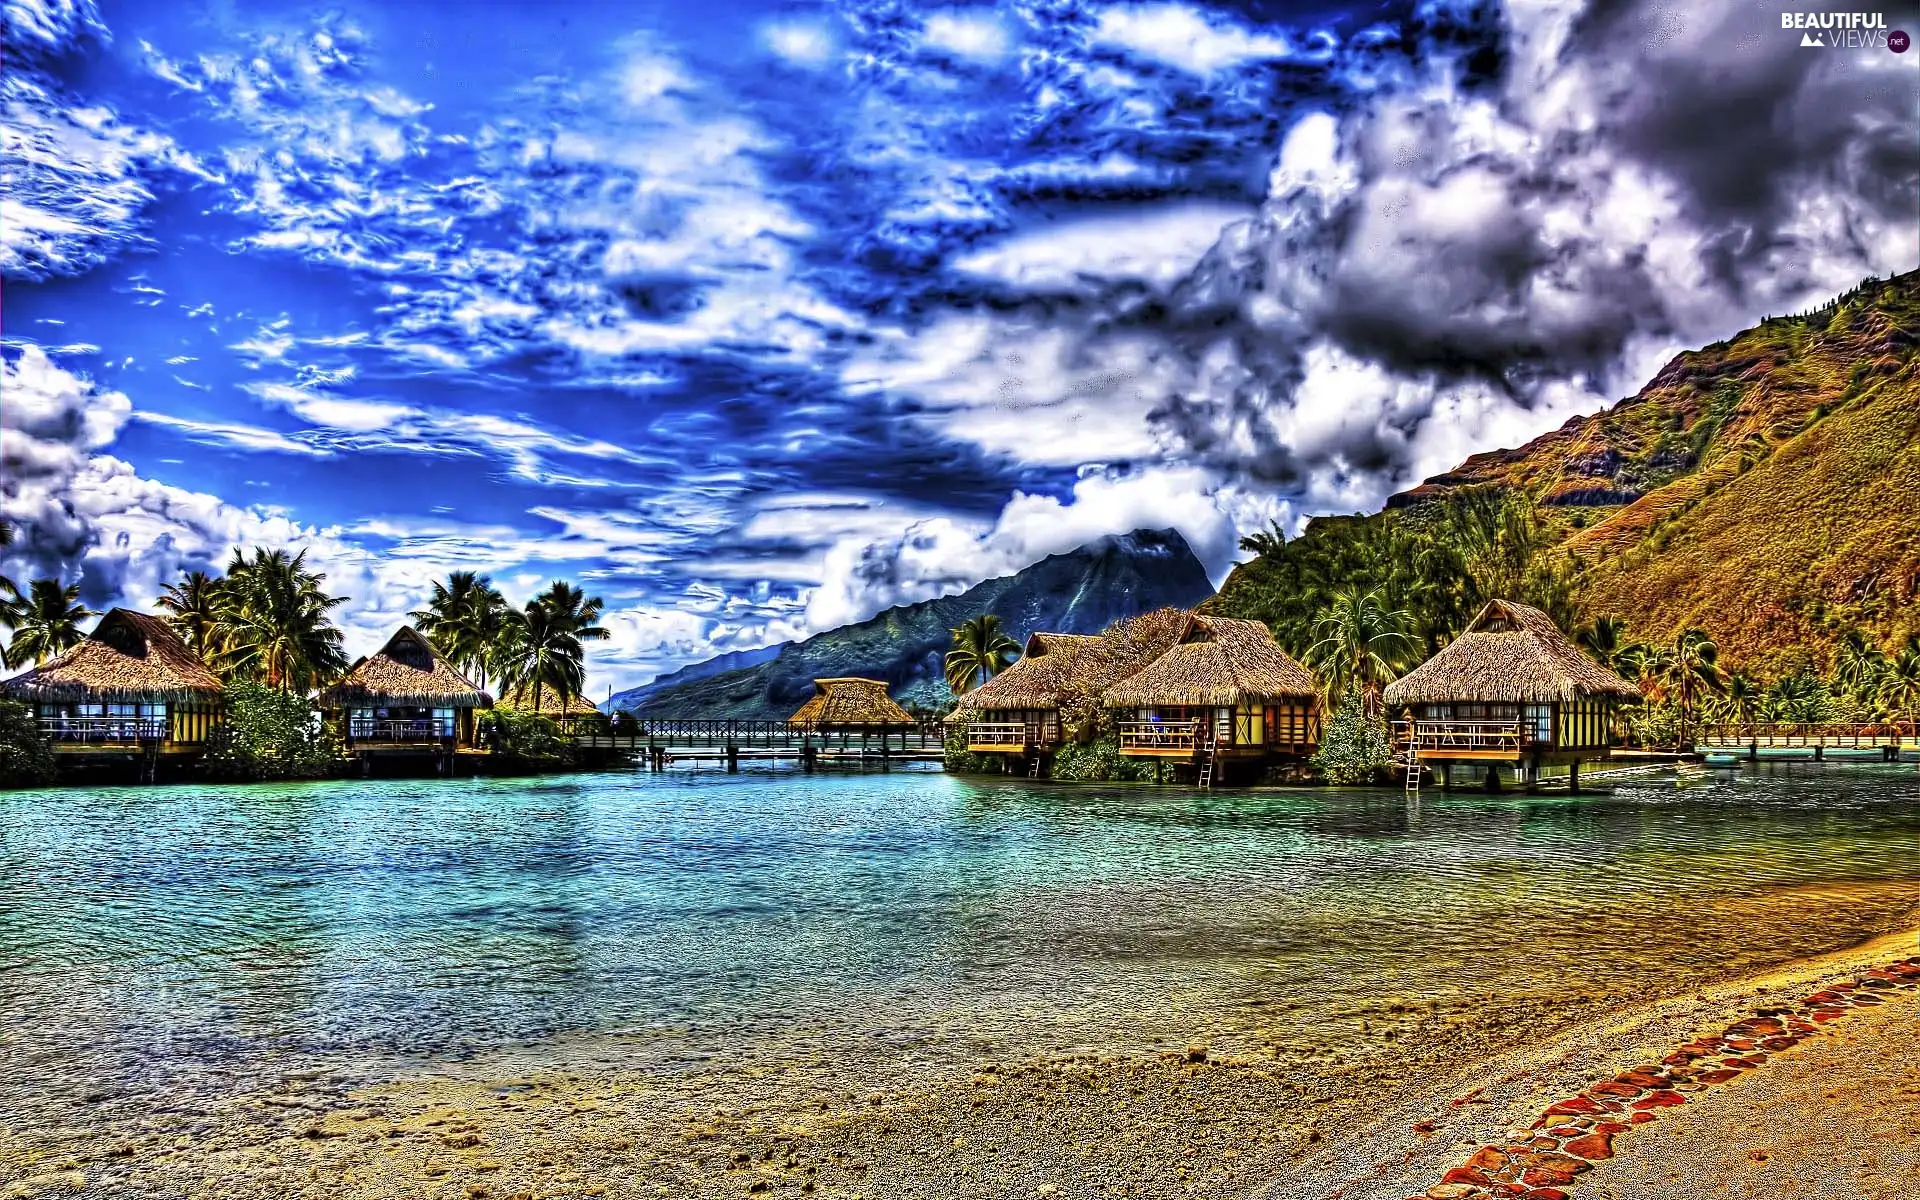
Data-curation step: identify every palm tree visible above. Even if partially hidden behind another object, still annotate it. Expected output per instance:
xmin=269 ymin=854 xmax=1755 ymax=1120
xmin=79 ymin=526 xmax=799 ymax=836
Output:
xmin=1832 ymin=628 xmax=1889 ymax=705
xmin=1577 ymin=616 xmax=1628 ymax=671
xmin=1666 ymin=628 xmax=1724 ymax=746
xmin=1880 ymin=638 xmax=1920 ymax=734
xmin=4 ymin=579 xmax=95 ymax=667
xmin=1720 ymin=673 xmax=1760 ymax=728
xmin=213 ymin=548 xmax=350 ymax=692
xmin=945 ymin=614 xmax=1020 ymax=695
xmin=0 ymin=519 xmax=23 ymax=630
xmin=409 ymin=571 xmax=513 ymax=690
xmin=1237 ymin=519 xmax=1288 ymax=559
xmin=157 ymin=570 xmax=226 ymax=660
xmin=1616 ymin=642 xmax=1675 ymax=703
xmin=494 ymin=581 xmax=609 ymax=711
xmin=1307 ymin=587 xmax=1414 ymax=714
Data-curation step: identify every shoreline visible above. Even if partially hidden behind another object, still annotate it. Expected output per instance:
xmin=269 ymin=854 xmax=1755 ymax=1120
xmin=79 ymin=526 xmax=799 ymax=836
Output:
xmin=7 ymin=900 xmax=1917 ymax=1200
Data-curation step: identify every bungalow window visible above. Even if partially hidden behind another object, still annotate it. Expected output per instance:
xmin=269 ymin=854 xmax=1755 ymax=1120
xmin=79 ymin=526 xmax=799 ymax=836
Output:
xmin=1524 ymin=704 xmax=1551 ymax=744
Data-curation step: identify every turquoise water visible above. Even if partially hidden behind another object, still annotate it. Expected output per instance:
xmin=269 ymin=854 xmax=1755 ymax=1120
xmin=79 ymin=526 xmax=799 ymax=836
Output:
xmin=3 ymin=761 xmax=1919 ymax=1123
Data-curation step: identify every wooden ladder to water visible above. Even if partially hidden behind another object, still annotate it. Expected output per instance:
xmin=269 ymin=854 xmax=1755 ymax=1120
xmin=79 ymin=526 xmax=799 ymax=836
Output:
xmin=1400 ymin=722 xmax=1421 ymax=793
xmin=1197 ymin=731 xmax=1217 ymax=789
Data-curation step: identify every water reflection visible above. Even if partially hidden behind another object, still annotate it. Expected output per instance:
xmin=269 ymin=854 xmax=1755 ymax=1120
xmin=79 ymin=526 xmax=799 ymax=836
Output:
xmin=1 ymin=762 xmax=1916 ymax=1118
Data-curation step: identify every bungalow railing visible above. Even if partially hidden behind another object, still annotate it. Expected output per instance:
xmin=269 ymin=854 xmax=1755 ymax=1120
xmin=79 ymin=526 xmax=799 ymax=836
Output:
xmin=38 ymin=716 xmax=169 ymax=742
xmin=1400 ymin=719 xmax=1530 ymax=754
xmin=966 ymin=720 xmax=1058 ymax=749
xmin=349 ymin=718 xmax=453 ymax=742
xmin=1117 ymin=720 xmax=1204 ymax=751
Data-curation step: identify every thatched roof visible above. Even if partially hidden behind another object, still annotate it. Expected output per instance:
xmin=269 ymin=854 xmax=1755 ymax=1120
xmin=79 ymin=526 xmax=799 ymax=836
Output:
xmin=789 ymin=677 xmax=913 ymax=727
xmin=951 ymin=631 xmax=1103 ymax=714
xmin=1383 ymin=599 xmax=1643 ymax=707
xmin=496 ymin=684 xmax=601 ymax=719
xmin=0 ymin=609 xmax=223 ymax=702
xmin=317 ymin=626 xmax=490 ymax=709
xmin=1102 ymin=615 xmax=1317 ymax=708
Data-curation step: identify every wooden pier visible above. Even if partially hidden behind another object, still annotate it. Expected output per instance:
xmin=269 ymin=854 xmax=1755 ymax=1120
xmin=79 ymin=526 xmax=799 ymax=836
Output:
xmin=1696 ymin=722 xmax=1918 ymax=761
xmin=571 ymin=718 xmax=946 ymax=771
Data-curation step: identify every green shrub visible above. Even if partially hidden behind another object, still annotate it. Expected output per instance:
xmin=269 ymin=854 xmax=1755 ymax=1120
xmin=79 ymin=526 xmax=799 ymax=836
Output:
xmin=0 ymin=699 xmax=56 ymax=789
xmin=202 ymin=681 xmax=343 ymax=781
xmin=478 ymin=707 xmax=575 ymax=767
xmin=1048 ymin=735 xmax=1156 ymax=783
xmin=1312 ymin=694 xmax=1394 ymax=785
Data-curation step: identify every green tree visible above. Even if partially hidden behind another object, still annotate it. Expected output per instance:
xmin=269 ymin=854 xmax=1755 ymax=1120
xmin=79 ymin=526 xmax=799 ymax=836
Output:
xmin=1718 ymin=673 xmax=1761 ymax=727
xmin=0 ymin=519 xmax=23 ymax=630
xmin=156 ymin=569 xmax=226 ymax=660
xmin=1312 ymin=692 xmax=1396 ymax=785
xmin=1237 ymin=519 xmax=1288 ymax=559
xmin=213 ymin=548 xmax=350 ymax=692
xmin=1577 ymin=616 xmax=1629 ymax=672
xmin=409 ymin=571 xmax=513 ymax=690
xmin=201 ymin=680 xmax=342 ymax=781
xmin=4 ymin=579 xmax=95 ymax=668
xmin=0 ymin=698 xmax=56 ymax=788
xmin=493 ymin=582 xmax=608 ymax=712
xmin=1667 ymin=628 xmax=1725 ymax=746
xmin=1878 ymin=638 xmax=1920 ymax=730
xmin=1831 ymin=628 xmax=1889 ymax=705
xmin=944 ymin=614 xmax=1020 ymax=695
xmin=1307 ymin=588 xmax=1414 ymax=713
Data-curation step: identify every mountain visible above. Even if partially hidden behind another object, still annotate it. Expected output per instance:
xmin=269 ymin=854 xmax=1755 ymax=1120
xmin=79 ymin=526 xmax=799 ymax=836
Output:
xmin=1214 ymin=270 xmax=1920 ymax=677
xmin=609 ymin=529 xmax=1215 ymax=721
xmin=600 ymin=643 xmax=785 ymax=714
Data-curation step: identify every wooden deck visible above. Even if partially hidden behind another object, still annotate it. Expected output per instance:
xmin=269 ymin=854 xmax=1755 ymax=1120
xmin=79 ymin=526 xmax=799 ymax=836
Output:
xmin=1697 ymin=722 xmax=1916 ymax=757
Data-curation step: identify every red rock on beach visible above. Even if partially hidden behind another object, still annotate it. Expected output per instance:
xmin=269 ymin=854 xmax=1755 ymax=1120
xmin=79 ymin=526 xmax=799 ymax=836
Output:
xmin=1563 ymin=1130 xmax=1614 ymax=1160
xmin=1543 ymin=1096 xmax=1604 ymax=1116
xmin=1630 ymin=1090 xmax=1687 ymax=1110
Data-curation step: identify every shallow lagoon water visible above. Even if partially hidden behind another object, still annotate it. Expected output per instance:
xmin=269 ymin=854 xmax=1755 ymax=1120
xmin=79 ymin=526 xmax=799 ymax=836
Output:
xmin=3 ymin=761 xmax=1918 ymax=1127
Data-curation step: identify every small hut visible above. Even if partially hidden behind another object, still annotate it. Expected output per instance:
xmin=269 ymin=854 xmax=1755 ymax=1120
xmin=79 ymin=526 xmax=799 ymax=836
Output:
xmin=0 ymin=609 xmax=223 ymax=758
xmin=497 ymin=684 xmax=606 ymax=733
xmin=1102 ymin=615 xmax=1321 ymax=770
xmin=949 ymin=632 xmax=1104 ymax=753
xmin=788 ymin=677 xmax=912 ymax=731
xmin=317 ymin=626 xmax=490 ymax=749
xmin=1382 ymin=599 xmax=1641 ymax=790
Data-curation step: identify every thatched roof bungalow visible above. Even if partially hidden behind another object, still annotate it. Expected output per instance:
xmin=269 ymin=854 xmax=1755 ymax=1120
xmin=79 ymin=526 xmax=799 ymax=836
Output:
xmin=317 ymin=625 xmax=490 ymax=747
xmin=947 ymin=610 xmax=1196 ymax=754
xmin=789 ymin=677 xmax=913 ymax=730
xmin=0 ymin=609 xmax=223 ymax=749
xmin=1383 ymin=599 xmax=1641 ymax=779
xmin=1103 ymin=615 xmax=1321 ymax=760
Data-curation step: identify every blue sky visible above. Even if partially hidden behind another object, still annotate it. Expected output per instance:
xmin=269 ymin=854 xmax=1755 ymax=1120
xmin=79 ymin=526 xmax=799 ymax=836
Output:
xmin=4 ymin=0 xmax=1914 ymax=694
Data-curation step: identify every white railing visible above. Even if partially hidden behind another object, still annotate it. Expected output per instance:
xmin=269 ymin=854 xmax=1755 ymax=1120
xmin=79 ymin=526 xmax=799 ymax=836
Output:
xmin=1117 ymin=720 xmax=1203 ymax=751
xmin=1401 ymin=720 xmax=1531 ymax=754
xmin=39 ymin=717 xmax=168 ymax=742
xmin=349 ymin=718 xmax=453 ymax=742
xmin=967 ymin=721 xmax=1033 ymax=748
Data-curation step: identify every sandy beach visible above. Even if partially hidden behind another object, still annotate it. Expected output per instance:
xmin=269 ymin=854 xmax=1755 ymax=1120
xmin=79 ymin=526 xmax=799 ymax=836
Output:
xmin=5 ymin=903 xmax=1916 ymax=1200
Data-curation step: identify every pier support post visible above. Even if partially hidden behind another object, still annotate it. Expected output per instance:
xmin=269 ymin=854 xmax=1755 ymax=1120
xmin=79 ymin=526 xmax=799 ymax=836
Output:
xmin=359 ymin=752 xmax=372 ymax=779
xmin=1568 ymin=760 xmax=1580 ymax=794
xmin=1483 ymin=766 xmax=1502 ymax=793
xmin=726 ymin=741 xmax=739 ymax=773
xmin=802 ymin=741 xmax=817 ymax=772
xmin=1814 ymin=744 xmax=1824 ymax=762
xmin=1749 ymin=740 xmax=1758 ymax=762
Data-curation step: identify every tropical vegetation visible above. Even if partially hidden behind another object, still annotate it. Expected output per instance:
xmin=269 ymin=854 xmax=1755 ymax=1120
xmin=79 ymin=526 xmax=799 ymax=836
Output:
xmin=2 ymin=579 xmax=95 ymax=668
xmin=0 ymin=698 xmax=56 ymax=788
xmin=1311 ymin=693 xmax=1396 ymax=786
xmin=944 ymin=614 xmax=1019 ymax=695
xmin=200 ymin=680 xmax=344 ymax=781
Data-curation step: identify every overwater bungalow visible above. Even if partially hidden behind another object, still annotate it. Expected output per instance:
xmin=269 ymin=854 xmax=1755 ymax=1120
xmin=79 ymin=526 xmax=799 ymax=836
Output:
xmin=949 ymin=632 xmax=1105 ymax=755
xmin=1101 ymin=615 xmax=1321 ymax=782
xmin=317 ymin=626 xmax=490 ymax=763
xmin=1382 ymin=599 xmax=1642 ymax=790
xmin=788 ymin=677 xmax=913 ymax=732
xmin=0 ymin=609 xmax=225 ymax=777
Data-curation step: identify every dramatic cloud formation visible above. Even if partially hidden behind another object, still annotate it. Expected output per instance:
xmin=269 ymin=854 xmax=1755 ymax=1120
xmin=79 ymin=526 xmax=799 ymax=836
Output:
xmin=5 ymin=0 xmax=1915 ymax=691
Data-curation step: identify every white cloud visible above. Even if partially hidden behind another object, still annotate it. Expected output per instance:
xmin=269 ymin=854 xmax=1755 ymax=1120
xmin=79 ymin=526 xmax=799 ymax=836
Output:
xmin=922 ymin=11 xmax=1013 ymax=63
xmin=1092 ymin=4 xmax=1294 ymax=75
xmin=951 ymin=202 xmax=1250 ymax=290
xmin=762 ymin=19 xmax=838 ymax=67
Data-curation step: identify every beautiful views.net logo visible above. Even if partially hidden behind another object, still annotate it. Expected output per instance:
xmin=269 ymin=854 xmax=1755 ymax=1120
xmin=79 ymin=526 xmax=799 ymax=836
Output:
xmin=1780 ymin=11 xmax=1900 ymax=48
